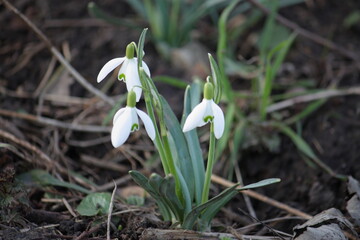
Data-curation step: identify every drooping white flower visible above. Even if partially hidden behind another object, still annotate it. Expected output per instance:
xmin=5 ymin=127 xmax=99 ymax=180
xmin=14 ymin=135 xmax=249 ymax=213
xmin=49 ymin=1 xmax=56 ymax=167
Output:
xmin=111 ymin=91 xmax=155 ymax=148
xmin=97 ymin=42 xmax=151 ymax=102
xmin=183 ymin=82 xmax=224 ymax=139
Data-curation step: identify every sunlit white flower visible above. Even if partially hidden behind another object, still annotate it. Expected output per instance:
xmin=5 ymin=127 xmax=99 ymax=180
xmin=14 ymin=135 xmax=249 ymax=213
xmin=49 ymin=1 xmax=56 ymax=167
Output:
xmin=97 ymin=43 xmax=151 ymax=102
xmin=111 ymin=91 xmax=155 ymax=148
xmin=183 ymin=82 xmax=224 ymax=139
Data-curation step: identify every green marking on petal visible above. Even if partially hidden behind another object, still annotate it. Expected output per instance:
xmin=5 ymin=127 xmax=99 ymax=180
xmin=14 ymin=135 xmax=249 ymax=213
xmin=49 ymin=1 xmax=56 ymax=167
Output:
xmin=203 ymin=115 xmax=213 ymax=123
xmin=119 ymin=73 xmax=126 ymax=81
xmin=131 ymin=123 xmax=139 ymax=132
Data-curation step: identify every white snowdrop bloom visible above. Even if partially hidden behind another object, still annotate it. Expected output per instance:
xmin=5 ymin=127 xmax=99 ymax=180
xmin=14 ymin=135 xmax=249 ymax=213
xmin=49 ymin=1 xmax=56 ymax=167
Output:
xmin=111 ymin=91 xmax=155 ymax=148
xmin=183 ymin=82 xmax=224 ymax=139
xmin=97 ymin=43 xmax=151 ymax=102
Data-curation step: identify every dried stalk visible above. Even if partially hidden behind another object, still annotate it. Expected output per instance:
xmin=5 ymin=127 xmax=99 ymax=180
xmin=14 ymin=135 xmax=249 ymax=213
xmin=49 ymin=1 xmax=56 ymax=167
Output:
xmin=267 ymin=87 xmax=360 ymax=113
xmin=140 ymin=228 xmax=289 ymax=240
xmin=0 ymin=109 xmax=111 ymax=133
xmin=1 ymin=0 xmax=115 ymax=106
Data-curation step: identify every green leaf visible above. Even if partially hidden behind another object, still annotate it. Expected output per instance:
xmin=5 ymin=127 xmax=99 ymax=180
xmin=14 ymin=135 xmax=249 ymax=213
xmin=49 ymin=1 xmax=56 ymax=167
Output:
xmin=181 ymin=82 xmax=205 ymax=206
xmin=285 ymin=99 xmax=326 ymax=125
xmin=208 ymin=54 xmax=222 ymax=104
xmin=160 ymin=96 xmax=194 ymax=203
xmin=18 ymin=169 xmax=91 ymax=194
xmin=258 ymin=0 xmax=279 ymax=59
xmin=153 ymin=75 xmax=188 ymax=89
xmin=130 ymin=171 xmax=172 ymax=221
xmin=183 ymin=178 xmax=280 ymax=230
xmin=273 ymin=122 xmax=318 ymax=160
xmin=260 ymin=33 xmax=296 ymax=120
xmin=130 ymin=170 xmax=159 ymax=198
xmin=159 ymin=175 xmax=185 ymax=222
xmin=240 ymin=178 xmax=281 ymax=190
xmin=182 ymin=183 xmax=240 ymax=230
xmin=200 ymin=178 xmax=280 ymax=229
xmin=217 ymin=0 xmax=239 ymax=101
xmin=76 ymin=192 xmax=111 ymax=216
xmin=88 ymin=2 xmax=138 ymax=28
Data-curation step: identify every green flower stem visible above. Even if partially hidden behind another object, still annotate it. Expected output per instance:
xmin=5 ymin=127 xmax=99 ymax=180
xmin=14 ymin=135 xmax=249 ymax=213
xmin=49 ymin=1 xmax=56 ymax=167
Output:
xmin=145 ymin=101 xmax=170 ymax=175
xmin=159 ymin=115 xmax=184 ymax=203
xmin=138 ymin=71 xmax=170 ymax=175
xmin=201 ymin=123 xmax=216 ymax=204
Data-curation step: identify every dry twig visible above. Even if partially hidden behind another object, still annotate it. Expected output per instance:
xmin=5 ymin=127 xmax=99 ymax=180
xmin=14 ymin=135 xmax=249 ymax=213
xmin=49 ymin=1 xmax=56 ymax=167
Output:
xmin=266 ymin=87 xmax=360 ymax=113
xmin=1 ymin=0 xmax=115 ymax=106
xmin=140 ymin=228 xmax=289 ymax=240
xmin=0 ymin=109 xmax=111 ymax=133
xmin=107 ymin=183 xmax=117 ymax=240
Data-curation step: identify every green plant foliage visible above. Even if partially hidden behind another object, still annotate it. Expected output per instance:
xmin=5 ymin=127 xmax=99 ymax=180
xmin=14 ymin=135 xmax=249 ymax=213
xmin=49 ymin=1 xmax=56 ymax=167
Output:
xmin=130 ymin=169 xmax=280 ymax=230
xmin=126 ymin=195 xmax=145 ymax=206
xmin=182 ymin=178 xmax=280 ymax=230
xmin=88 ymin=0 xmax=226 ymax=54
xmin=76 ymin=192 xmax=112 ymax=216
xmin=17 ymin=169 xmax=92 ymax=194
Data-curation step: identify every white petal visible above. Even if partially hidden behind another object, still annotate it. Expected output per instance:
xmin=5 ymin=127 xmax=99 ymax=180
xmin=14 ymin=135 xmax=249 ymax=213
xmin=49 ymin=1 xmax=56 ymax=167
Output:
xmin=136 ymin=109 xmax=156 ymax=140
xmin=142 ymin=60 xmax=151 ymax=77
xmin=113 ymin=107 xmax=127 ymax=124
xmin=97 ymin=57 xmax=125 ymax=83
xmin=183 ymin=99 xmax=208 ymax=132
xmin=130 ymin=107 xmax=139 ymax=129
xmin=111 ymin=108 xmax=132 ymax=148
xmin=125 ymin=59 xmax=142 ymax=102
xmin=211 ymin=101 xmax=225 ymax=139
xmin=199 ymin=99 xmax=213 ymax=127
xmin=117 ymin=58 xmax=130 ymax=81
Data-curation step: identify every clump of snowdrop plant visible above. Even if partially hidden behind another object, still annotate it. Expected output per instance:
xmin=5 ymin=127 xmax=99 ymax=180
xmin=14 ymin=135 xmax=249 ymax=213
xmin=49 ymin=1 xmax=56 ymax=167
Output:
xmin=97 ymin=29 xmax=279 ymax=231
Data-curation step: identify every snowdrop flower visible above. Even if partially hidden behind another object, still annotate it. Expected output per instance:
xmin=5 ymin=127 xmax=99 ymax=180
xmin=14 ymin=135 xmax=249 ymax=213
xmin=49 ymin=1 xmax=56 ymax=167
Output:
xmin=97 ymin=42 xmax=151 ymax=102
xmin=183 ymin=82 xmax=225 ymax=139
xmin=111 ymin=91 xmax=156 ymax=148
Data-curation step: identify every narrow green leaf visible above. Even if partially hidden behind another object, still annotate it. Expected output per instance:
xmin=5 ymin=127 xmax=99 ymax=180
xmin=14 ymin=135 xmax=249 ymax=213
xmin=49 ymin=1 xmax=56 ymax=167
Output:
xmin=208 ymin=54 xmax=222 ymax=104
xmin=129 ymin=170 xmax=159 ymax=197
xmin=181 ymin=82 xmax=205 ymax=206
xmin=182 ymin=183 xmax=240 ymax=230
xmin=130 ymin=171 xmax=172 ymax=221
xmin=200 ymin=178 xmax=280 ymax=228
xmin=88 ymin=2 xmax=138 ymax=28
xmin=273 ymin=122 xmax=318 ymax=160
xmin=217 ymin=0 xmax=239 ymax=101
xmin=259 ymin=0 xmax=279 ymax=59
xmin=159 ymin=175 xmax=185 ymax=222
xmin=18 ymin=169 xmax=91 ymax=194
xmin=161 ymin=96 xmax=195 ymax=202
xmin=273 ymin=122 xmax=346 ymax=180
xmin=183 ymin=177 xmax=280 ymax=230
xmin=285 ymin=99 xmax=326 ymax=125
xmin=239 ymin=178 xmax=281 ymax=190
xmin=153 ymin=76 xmax=188 ymax=89
xmin=260 ymin=34 xmax=296 ymax=120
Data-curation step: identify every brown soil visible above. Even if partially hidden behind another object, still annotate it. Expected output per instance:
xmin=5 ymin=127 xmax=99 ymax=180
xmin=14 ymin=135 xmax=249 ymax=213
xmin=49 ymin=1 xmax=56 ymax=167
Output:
xmin=1 ymin=0 xmax=360 ymax=239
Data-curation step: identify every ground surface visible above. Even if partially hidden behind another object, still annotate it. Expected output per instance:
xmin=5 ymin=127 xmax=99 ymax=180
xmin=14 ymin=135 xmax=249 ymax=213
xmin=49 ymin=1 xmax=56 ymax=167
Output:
xmin=1 ymin=0 xmax=360 ymax=239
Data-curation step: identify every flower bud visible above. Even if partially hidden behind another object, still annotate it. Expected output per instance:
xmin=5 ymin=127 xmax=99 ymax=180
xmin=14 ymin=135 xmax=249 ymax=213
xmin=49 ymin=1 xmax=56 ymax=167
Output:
xmin=126 ymin=42 xmax=135 ymax=59
xmin=127 ymin=90 xmax=137 ymax=107
xmin=204 ymin=82 xmax=214 ymax=100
